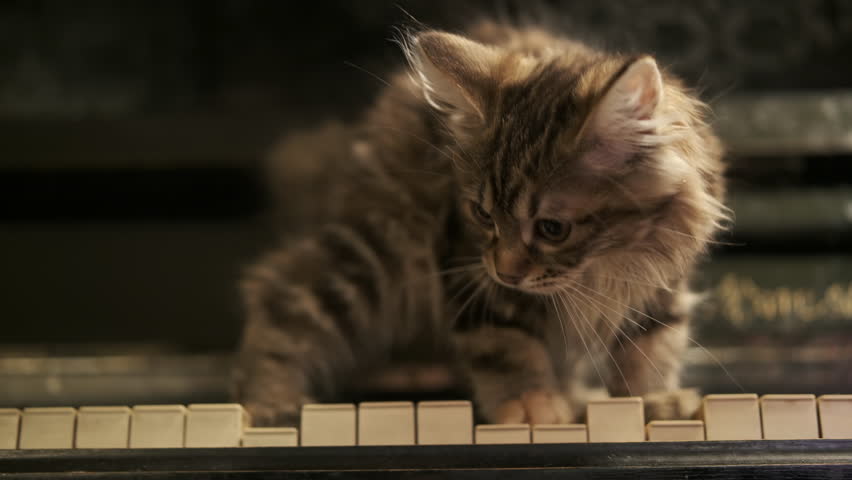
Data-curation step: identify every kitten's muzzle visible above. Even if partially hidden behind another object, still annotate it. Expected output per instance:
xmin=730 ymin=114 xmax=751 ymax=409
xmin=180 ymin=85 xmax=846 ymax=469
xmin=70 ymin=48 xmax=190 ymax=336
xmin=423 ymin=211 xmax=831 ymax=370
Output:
xmin=493 ymin=249 xmax=530 ymax=279
xmin=496 ymin=272 xmax=524 ymax=285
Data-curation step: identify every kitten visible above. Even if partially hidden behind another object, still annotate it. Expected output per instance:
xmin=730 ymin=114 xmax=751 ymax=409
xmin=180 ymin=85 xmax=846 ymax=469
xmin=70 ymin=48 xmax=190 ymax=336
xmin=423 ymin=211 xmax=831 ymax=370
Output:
xmin=232 ymin=21 xmax=727 ymax=427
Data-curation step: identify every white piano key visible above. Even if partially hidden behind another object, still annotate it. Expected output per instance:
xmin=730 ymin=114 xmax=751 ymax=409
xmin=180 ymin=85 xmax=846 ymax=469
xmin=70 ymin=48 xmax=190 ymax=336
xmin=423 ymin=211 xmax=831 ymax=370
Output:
xmin=75 ymin=406 xmax=131 ymax=448
xmin=358 ymin=402 xmax=415 ymax=446
xmin=760 ymin=394 xmax=818 ymax=440
xmin=475 ymin=424 xmax=530 ymax=444
xmin=300 ymin=404 xmax=356 ymax=446
xmin=416 ymin=401 xmax=473 ymax=445
xmin=241 ymin=427 xmax=299 ymax=447
xmin=587 ymin=397 xmax=645 ymax=442
xmin=185 ymin=404 xmax=248 ymax=448
xmin=646 ymin=420 xmax=705 ymax=442
xmin=0 ymin=409 xmax=21 ymax=449
xmin=702 ymin=394 xmax=762 ymax=440
xmin=532 ymin=424 xmax=588 ymax=443
xmin=19 ymin=407 xmax=77 ymax=449
xmin=129 ymin=405 xmax=187 ymax=448
xmin=818 ymin=395 xmax=852 ymax=439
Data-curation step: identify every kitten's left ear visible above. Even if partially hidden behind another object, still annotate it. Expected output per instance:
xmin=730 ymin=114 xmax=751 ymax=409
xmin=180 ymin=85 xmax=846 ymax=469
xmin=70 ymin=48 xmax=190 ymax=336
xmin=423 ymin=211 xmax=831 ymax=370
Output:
xmin=581 ymin=56 xmax=665 ymax=171
xmin=406 ymin=31 xmax=499 ymax=122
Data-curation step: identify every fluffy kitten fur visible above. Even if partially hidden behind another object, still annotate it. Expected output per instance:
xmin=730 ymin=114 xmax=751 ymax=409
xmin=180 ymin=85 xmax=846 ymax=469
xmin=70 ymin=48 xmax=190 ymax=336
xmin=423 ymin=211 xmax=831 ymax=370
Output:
xmin=232 ymin=21 xmax=727 ymax=427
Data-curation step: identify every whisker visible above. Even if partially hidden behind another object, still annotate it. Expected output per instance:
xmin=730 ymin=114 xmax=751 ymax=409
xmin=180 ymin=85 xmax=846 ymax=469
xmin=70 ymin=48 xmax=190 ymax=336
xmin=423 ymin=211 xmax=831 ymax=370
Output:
xmin=567 ymin=284 xmax=631 ymax=355
xmin=562 ymin=287 xmax=630 ymax=363
xmin=572 ymin=281 xmax=744 ymax=392
xmin=555 ymin=291 xmax=607 ymax=390
xmin=586 ymin=273 xmax=671 ymax=291
xmin=570 ymin=282 xmax=647 ymax=332
xmin=547 ymin=295 xmax=571 ymax=363
xmin=559 ymin=286 xmax=636 ymax=396
xmin=562 ymin=287 xmax=633 ymax=396
xmin=445 ymin=270 xmax=485 ymax=307
xmin=450 ymin=274 xmax=490 ymax=326
xmin=564 ymin=284 xmax=666 ymax=391
xmin=484 ymin=283 xmax=496 ymax=326
xmin=343 ymin=60 xmax=392 ymax=87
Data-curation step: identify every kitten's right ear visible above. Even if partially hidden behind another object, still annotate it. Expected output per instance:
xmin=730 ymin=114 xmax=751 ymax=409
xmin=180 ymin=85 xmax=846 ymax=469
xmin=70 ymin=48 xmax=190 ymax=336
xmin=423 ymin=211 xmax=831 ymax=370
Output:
xmin=579 ymin=56 xmax=665 ymax=172
xmin=406 ymin=31 xmax=499 ymax=121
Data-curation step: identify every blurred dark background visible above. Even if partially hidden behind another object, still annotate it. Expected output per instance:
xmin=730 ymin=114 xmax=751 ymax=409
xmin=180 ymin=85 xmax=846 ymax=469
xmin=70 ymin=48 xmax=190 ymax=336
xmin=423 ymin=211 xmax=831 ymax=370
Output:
xmin=1 ymin=0 xmax=851 ymax=406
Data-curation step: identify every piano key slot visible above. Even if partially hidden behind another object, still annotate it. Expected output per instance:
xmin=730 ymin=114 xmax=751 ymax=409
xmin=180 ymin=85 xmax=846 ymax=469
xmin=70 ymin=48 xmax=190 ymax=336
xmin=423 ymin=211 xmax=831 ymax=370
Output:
xmin=241 ymin=427 xmax=299 ymax=447
xmin=646 ymin=420 xmax=705 ymax=442
xmin=475 ymin=424 xmax=531 ymax=444
xmin=532 ymin=424 xmax=588 ymax=443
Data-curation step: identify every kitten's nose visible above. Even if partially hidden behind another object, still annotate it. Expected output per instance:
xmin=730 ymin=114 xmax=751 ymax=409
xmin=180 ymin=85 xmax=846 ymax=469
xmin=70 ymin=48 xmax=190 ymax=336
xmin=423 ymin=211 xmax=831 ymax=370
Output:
xmin=496 ymin=272 xmax=524 ymax=285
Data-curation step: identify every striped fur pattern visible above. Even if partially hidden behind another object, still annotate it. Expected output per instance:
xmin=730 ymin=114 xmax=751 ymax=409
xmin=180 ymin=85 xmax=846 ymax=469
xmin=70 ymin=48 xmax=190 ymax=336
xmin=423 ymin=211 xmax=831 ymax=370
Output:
xmin=232 ymin=22 xmax=727 ymax=427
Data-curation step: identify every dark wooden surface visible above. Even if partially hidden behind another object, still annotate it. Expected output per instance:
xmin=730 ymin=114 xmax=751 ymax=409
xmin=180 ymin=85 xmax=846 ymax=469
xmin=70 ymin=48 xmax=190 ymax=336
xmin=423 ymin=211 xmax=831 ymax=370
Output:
xmin=1 ymin=440 xmax=852 ymax=479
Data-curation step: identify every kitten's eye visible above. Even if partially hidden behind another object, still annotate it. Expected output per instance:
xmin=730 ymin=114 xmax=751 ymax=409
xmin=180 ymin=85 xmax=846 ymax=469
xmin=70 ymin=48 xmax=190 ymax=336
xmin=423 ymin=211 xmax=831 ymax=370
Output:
xmin=471 ymin=202 xmax=493 ymax=226
xmin=535 ymin=219 xmax=571 ymax=242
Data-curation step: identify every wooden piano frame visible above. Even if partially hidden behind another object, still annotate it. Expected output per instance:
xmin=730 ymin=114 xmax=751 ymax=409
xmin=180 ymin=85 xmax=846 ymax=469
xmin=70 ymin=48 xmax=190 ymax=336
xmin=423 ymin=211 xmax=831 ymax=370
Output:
xmin=2 ymin=439 xmax=852 ymax=478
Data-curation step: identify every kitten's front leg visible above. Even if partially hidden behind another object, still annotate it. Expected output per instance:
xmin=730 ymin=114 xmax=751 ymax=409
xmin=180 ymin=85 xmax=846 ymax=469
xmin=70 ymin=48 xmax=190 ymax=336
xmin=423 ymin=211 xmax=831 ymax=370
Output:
xmin=455 ymin=325 xmax=573 ymax=424
xmin=232 ymin=220 xmax=411 ymax=426
xmin=604 ymin=291 xmax=700 ymax=420
xmin=232 ymin=252 xmax=357 ymax=426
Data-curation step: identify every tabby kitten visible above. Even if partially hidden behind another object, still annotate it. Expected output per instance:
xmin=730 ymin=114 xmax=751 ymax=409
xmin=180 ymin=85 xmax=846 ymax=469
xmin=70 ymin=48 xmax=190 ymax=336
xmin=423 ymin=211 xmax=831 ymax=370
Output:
xmin=232 ymin=22 xmax=727 ymax=427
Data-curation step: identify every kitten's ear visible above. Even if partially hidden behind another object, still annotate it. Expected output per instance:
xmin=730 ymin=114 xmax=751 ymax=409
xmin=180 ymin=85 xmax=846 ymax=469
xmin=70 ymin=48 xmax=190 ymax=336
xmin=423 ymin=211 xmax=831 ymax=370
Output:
xmin=407 ymin=31 xmax=499 ymax=121
xmin=582 ymin=57 xmax=664 ymax=171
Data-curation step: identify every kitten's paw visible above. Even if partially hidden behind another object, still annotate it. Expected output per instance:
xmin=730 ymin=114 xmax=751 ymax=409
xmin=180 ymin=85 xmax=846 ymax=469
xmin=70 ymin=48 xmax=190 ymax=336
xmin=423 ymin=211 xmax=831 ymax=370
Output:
xmin=643 ymin=388 xmax=702 ymax=420
xmin=244 ymin=403 xmax=301 ymax=427
xmin=494 ymin=389 xmax=573 ymax=424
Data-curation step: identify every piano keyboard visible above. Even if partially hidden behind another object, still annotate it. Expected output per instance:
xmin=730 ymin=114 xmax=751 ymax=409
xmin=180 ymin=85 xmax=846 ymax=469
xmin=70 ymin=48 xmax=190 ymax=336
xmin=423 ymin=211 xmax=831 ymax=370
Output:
xmin=1 ymin=393 xmax=851 ymax=449
xmin=3 ymin=394 xmax=852 ymax=479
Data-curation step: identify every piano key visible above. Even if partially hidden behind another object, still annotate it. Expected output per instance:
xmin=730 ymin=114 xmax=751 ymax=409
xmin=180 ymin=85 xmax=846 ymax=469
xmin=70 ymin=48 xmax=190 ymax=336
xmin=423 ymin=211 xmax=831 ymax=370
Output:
xmin=300 ymin=404 xmax=356 ymax=446
xmin=702 ymin=394 xmax=762 ymax=440
xmin=416 ymin=400 xmax=473 ymax=445
xmin=129 ymin=405 xmax=187 ymax=448
xmin=19 ymin=407 xmax=77 ymax=449
xmin=185 ymin=404 xmax=248 ymax=448
xmin=532 ymin=424 xmax=588 ymax=443
xmin=358 ymin=402 xmax=415 ymax=446
xmin=241 ymin=427 xmax=299 ymax=447
xmin=75 ymin=406 xmax=131 ymax=448
xmin=646 ymin=420 xmax=705 ymax=441
xmin=587 ymin=397 xmax=645 ymax=442
xmin=760 ymin=394 xmax=818 ymax=440
xmin=818 ymin=394 xmax=852 ymax=439
xmin=0 ymin=409 xmax=21 ymax=450
xmin=475 ymin=424 xmax=531 ymax=444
